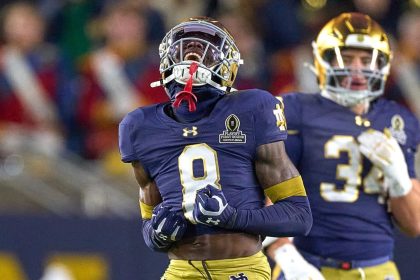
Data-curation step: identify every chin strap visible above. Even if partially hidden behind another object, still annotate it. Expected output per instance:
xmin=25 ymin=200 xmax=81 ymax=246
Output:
xmin=173 ymin=62 xmax=199 ymax=112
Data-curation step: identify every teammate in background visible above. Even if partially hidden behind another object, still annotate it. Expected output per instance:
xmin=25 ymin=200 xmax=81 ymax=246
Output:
xmin=267 ymin=13 xmax=420 ymax=280
xmin=119 ymin=17 xmax=312 ymax=279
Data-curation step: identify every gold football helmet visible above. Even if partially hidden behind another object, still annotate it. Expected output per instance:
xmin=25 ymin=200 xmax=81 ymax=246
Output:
xmin=313 ymin=12 xmax=392 ymax=106
xmin=151 ymin=17 xmax=243 ymax=93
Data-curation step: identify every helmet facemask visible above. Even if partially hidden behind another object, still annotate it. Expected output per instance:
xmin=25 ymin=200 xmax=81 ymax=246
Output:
xmin=315 ymin=44 xmax=390 ymax=107
xmin=153 ymin=19 xmax=243 ymax=95
xmin=312 ymin=13 xmax=392 ymax=107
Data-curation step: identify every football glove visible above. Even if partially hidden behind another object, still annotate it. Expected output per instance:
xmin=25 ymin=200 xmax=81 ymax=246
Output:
xmin=150 ymin=203 xmax=187 ymax=249
xmin=274 ymin=244 xmax=325 ymax=280
xmin=193 ymin=184 xmax=237 ymax=228
xmin=358 ymin=129 xmax=412 ymax=197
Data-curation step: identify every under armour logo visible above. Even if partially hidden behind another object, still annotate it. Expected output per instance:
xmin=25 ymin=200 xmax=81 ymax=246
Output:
xmin=229 ymin=273 xmax=248 ymax=280
xmin=158 ymin=234 xmax=168 ymax=240
xmin=183 ymin=126 xmax=198 ymax=137
xmin=205 ymin=218 xmax=220 ymax=225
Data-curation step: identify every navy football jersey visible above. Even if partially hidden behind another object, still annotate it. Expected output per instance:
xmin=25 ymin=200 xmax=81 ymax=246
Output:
xmin=119 ymin=89 xmax=287 ymax=237
xmin=282 ymin=93 xmax=420 ymax=261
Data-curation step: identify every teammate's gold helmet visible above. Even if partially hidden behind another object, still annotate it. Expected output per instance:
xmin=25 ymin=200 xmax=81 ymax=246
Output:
xmin=151 ymin=17 xmax=243 ymax=94
xmin=313 ymin=13 xmax=392 ymax=106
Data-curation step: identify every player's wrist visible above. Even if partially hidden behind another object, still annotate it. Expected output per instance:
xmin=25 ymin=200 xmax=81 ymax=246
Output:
xmin=195 ymin=201 xmax=237 ymax=228
xmin=386 ymin=174 xmax=412 ymax=198
xmin=385 ymin=159 xmax=412 ymax=197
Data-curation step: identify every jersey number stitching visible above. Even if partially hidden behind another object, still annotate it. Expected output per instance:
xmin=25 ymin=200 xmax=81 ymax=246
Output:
xmin=178 ymin=143 xmax=221 ymax=223
xmin=320 ymin=135 xmax=384 ymax=203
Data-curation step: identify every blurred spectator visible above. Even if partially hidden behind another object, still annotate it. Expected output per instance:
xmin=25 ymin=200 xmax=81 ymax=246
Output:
xmin=254 ymin=0 xmax=303 ymax=55
xmin=387 ymin=10 xmax=420 ymax=118
xmin=353 ymin=0 xmax=391 ymax=19
xmin=75 ymin=1 xmax=167 ymax=175
xmin=44 ymin=0 xmax=165 ymax=69
xmin=267 ymin=0 xmax=355 ymax=95
xmin=247 ymin=0 xmax=308 ymax=94
xmin=45 ymin=0 xmax=102 ymax=69
xmin=150 ymin=0 xmax=208 ymax=29
xmin=267 ymin=42 xmax=320 ymax=95
xmin=219 ymin=10 xmax=267 ymax=89
xmin=0 ymin=1 xmax=76 ymax=157
xmin=353 ymin=0 xmax=401 ymax=35
xmin=122 ymin=0 xmax=166 ymax=46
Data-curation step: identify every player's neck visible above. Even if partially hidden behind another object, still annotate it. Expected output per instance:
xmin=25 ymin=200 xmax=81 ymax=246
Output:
xmin=351 ymin=101 xmax=370 ymax=115
xmin=168 ymin=84 xmax=223 ymax=123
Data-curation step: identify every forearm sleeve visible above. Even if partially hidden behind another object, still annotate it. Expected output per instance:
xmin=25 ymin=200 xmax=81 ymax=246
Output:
xmin=232 ymin=196 xmax=312 ymax=237
xmin=232 ymin=176 xmax=312 ymax=236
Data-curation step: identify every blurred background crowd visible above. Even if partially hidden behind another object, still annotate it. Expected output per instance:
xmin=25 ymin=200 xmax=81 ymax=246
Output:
xmin=0 ymin=0 xmax=419 ymax=217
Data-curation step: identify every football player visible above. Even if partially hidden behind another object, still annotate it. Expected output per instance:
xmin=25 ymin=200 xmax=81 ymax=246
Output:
xmin=267 ymin=12 xmax=420 ymax=280
xmin=118 ymin=17 xmax=312 ymax=280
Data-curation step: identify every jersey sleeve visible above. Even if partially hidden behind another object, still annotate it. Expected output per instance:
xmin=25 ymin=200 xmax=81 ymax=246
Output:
xmin=254 ymin=91 xmax=287 ymax=146
xmin=118 ymin=113 xmax=137 ymax=163
xmin=402 ymin=113 xmax=420 ymax=178
xmin=282 ymin=93 xmax=303 ymax=166
xmin=282 ymin=93 xmax=302 ymax=132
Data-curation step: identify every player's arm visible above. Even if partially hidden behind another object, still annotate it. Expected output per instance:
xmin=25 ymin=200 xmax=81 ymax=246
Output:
xmin=132 ymin=161 xmax=161 ymax=208
xmin=258 ymin=138 xmax=324 ymax=280
xmin=193 ymin=141 xmax=312 ymax=237
xmin=132 ymin=161 xmax=187 ymax=251
xmin=358 ymin=130 xmax=420 ymax=236
xmin=390 ymin=178 xmax=420 ymax=236
xmin=264 ymin=237 xmax=325 ymax=280
xmin=248 ymin=140 xmax=313 ymax=236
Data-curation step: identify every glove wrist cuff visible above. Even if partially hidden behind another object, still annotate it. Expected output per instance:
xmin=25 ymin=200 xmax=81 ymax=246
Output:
xmin=387 ymin=176 xmax=412 ymax=197
xmin=274 ymin=243 xmax=306 ymax=266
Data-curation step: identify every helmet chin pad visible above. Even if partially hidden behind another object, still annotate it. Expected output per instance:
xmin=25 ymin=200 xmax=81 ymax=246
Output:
xmin=321 ymin=88 xmax=377 ymax=107
xmin=320 ymin=66 xmax=386 ymax=106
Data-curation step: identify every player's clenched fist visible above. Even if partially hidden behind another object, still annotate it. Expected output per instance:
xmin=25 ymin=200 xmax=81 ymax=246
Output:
xmin=357 ymin=129 xmax=412 ymax=197
xmin=150 ymin=203 xmax=187 ymax=249
xmin=193 ymin=184 xmax=237 ymax=228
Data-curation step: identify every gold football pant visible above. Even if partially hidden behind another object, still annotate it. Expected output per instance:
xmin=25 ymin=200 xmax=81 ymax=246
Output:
xmin=321 ymin=261 xmax=400 ymax=280
xmin=162 ymin=251 xmax=271 ymax=280
xmin=272 ymin=261 xmax=400 ymax=280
